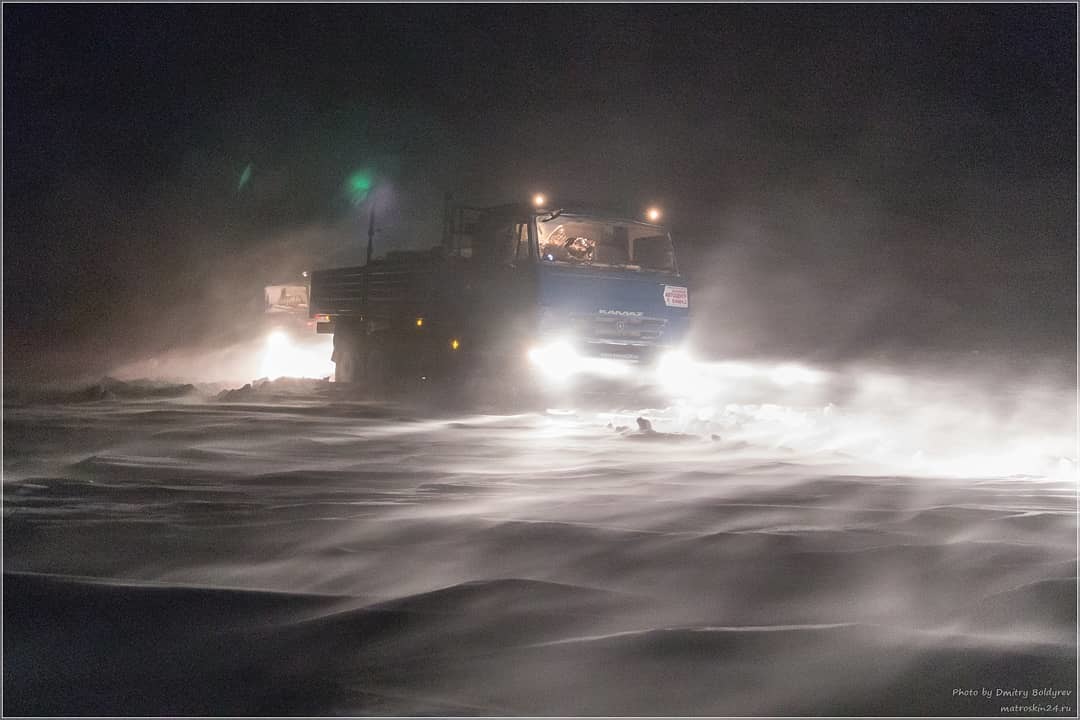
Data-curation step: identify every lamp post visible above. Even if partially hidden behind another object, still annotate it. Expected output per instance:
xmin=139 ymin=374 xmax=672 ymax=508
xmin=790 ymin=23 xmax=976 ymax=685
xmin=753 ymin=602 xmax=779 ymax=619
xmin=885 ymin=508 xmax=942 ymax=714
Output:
xmin=345 ymin=168 xmax=379 ymax=264
xmin=366 ymin=200 xmax=376 ymax=266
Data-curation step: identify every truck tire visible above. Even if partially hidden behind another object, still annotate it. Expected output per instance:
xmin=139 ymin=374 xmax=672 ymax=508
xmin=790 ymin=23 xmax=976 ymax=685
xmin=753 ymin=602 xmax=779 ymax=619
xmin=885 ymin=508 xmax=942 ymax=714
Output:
xmin=333 ymin=332 xmax=360 ymax=384
xmin=362 ymin=341 xmax=389 ymax=389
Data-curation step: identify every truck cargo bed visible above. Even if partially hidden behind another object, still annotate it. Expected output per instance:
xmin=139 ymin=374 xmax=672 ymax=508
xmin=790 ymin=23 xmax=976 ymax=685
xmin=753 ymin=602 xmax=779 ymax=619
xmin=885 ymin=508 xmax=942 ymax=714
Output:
xmin=308 ymin=251 xmax=455 ymax=321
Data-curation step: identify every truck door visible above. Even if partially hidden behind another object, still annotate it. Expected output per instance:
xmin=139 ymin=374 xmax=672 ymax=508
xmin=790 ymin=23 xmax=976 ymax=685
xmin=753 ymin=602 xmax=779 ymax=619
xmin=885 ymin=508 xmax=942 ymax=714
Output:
xmin=474 ymin=219 xmax=535 ymax=354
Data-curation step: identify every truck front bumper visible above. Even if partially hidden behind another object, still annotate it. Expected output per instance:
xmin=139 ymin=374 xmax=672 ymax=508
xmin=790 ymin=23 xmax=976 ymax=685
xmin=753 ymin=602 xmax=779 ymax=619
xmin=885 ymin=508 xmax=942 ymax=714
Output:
xmin=525 ymin=338 xmax=693 ymax=394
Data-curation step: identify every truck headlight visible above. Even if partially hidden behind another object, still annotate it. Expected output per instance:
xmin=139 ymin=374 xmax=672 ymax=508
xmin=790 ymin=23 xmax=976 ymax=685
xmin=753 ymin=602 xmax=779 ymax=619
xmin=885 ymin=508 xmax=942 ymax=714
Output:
xmin=658 ymin=348 xmax=693 ymax=375
xmin=528 ymin=340 xmax=579 ymax=368
xmin=527 ymin=340 xmax=585 ymax=384
xmin=656 ymin=348 xmax=697 ymax=395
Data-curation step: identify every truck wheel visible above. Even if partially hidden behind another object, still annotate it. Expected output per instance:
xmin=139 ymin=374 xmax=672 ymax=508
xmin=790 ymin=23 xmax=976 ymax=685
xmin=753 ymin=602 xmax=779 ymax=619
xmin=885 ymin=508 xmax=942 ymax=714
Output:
xmin=362 ymin=344 xmax=383 ymax=386
xmin=334 ymin=334 xmax=360 ymax=384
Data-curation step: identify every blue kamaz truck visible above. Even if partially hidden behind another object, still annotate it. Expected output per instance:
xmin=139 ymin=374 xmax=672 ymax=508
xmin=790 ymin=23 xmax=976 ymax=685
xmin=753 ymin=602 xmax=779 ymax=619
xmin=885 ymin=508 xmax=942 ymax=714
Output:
xmin=309 ymin=199 xmax=690 ymax=395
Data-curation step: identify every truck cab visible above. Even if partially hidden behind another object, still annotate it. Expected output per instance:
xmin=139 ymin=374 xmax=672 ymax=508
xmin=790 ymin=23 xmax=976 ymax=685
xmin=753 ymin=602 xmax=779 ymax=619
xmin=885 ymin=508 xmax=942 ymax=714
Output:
xmin=309 ymin=200 xmax=690 ymax=392
xmin=527 ymin=208 xmax=689 ymax=372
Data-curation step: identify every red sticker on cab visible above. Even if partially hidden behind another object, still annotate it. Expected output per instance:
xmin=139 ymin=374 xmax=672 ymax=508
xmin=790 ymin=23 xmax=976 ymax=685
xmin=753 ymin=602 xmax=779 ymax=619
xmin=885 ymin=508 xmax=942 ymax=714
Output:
xmin=663 ymin=285 xmax=688 ymax=308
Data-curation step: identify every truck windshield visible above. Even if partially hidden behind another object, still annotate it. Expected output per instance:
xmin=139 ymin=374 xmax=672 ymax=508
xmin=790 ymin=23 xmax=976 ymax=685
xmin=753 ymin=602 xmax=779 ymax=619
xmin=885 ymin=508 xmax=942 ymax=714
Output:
xmin=537 ymin=216 xmax=675 ymax=272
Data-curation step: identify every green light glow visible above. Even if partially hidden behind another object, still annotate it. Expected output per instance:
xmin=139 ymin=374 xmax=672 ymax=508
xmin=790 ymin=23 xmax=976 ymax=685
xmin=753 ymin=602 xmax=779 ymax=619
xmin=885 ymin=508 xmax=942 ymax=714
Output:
xmin=345 ymin=169 xmax=375 ymax=205
xmin=238 ymin=164 xmax=252 ymax=191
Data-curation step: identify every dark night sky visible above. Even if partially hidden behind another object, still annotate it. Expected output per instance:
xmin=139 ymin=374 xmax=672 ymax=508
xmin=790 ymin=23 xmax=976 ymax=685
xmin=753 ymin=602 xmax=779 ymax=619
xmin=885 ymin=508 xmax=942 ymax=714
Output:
xmin=4 ymin=4 xmax=1076 ymax=382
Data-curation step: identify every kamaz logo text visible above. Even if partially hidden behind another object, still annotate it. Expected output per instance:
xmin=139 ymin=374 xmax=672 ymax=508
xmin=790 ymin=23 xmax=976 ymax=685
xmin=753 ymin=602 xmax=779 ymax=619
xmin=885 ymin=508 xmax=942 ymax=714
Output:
xmin=598 ymin=309 xmax=644 ymax=316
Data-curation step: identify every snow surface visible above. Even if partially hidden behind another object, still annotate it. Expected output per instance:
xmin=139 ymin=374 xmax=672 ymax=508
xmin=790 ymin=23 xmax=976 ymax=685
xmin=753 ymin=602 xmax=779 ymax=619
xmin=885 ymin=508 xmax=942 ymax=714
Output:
xmin=3 ymin=376 xmax=1076 ymax=715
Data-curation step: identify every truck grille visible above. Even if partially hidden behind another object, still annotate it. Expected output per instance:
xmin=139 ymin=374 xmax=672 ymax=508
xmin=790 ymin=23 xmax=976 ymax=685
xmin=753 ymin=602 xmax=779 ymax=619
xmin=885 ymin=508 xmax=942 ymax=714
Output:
xmin=578 ymin=314 xmax=668 ymax=343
